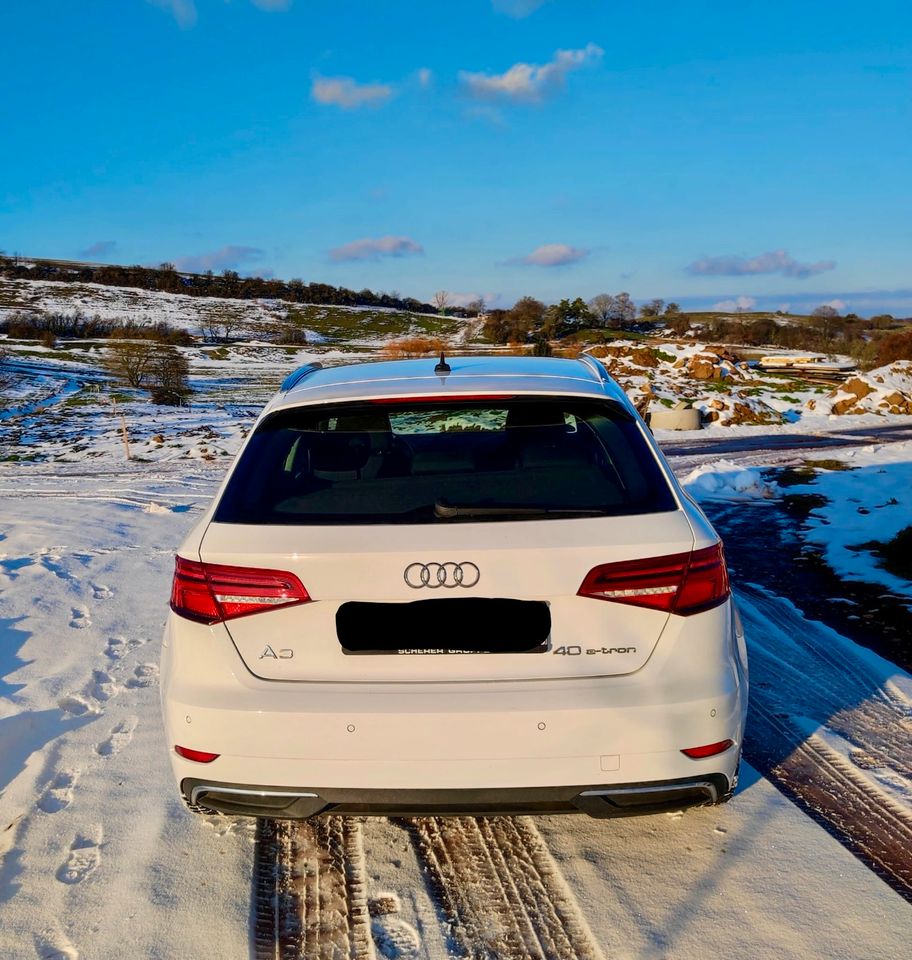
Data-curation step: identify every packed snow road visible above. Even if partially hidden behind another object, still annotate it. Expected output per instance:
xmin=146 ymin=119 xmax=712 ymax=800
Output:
xmin=1 ymin=468 xmax=911 ymax=959
xmin=659 ymin=420 xmax=912 ymax=460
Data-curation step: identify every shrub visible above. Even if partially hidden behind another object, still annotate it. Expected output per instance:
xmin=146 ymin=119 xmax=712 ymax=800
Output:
xmin=148 ymin=346 xmax=191 ymax=405
xmin=106 ymin=340 xmax=192 ymax=404
xmin=106 ymin=339 xmax=157 ymax=387
xmin=0 ymin=310 xmax=192 ymax=345
xmin=380 ymin=336 xmax=445 ymax=359
xmin=876 ymin=330 xmax=912 ymax=366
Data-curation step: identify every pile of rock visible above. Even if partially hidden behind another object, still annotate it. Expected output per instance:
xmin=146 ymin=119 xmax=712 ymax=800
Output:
xmin=697 ymin=393 xmax=783 ymax=426
xmin=589 ymin=343 xmax=660 ymax=379
xmin=807 ymin=361 xmax=912 ymax=416
xmin=672 ymin=345 xmax=748 ymax=381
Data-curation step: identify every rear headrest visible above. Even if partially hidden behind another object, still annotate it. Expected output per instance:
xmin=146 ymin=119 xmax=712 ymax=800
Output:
xmin=505 ymin=404 xmax=567 ymax=429
xmin=310 ymin=433 xmax=371 ymax=479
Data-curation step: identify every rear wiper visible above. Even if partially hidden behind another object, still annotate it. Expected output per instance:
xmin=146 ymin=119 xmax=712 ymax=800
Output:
xmin=433 ymin=500 xmax=603 ymax=519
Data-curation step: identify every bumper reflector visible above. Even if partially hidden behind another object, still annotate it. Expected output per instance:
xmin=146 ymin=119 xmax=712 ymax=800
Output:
xmin=175 ymin=745 xmax=220 ymax=763
xmin=681 ymin=739 xmax=734 ymax=759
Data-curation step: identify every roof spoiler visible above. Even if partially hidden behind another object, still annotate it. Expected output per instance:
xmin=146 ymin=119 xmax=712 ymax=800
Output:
xmin=280 ymin=362 xmax=323 ymax=392
xmin=577 ymin=352 xmax=611 ymax=385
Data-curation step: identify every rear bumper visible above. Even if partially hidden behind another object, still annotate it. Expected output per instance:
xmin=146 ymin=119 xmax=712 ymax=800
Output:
xmin=161 ymin=604 xmax=748 ymax=805
xmin=182 ymin=773 xmax=731 ymax=820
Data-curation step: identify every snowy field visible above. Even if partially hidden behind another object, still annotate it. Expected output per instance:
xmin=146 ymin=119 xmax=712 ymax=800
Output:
xmin=0 ymin=467 xmax=910 ymax=960
xmin=3 ymin=309 xmax=912 ymax=957
xmin=682 ymin=442 xmax=912 ymax=604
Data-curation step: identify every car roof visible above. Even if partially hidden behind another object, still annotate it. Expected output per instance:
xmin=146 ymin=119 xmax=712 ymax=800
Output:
xmin=266 ymin=354 xmax=630 ymax=412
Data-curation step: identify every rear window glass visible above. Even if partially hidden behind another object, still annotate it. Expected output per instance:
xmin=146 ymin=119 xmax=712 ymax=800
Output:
xmin=214 ymin=398 xmax=677 ymax=525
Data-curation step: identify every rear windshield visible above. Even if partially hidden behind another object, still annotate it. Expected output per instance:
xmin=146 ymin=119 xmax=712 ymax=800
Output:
xmin=214 ymin=398 xmax=677 ymax=525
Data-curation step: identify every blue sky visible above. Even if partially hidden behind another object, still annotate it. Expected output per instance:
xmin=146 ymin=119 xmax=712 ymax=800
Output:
xmin=1 ymin=0 xmax=910 ymax=314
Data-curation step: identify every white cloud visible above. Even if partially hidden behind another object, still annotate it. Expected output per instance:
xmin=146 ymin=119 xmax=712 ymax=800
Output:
xmin=311 ymin=76 xmax=394 ymax=109
xmin=329 ymin=236 xmax=424 ymax=262
xmin=688 ymin=249 xmax=836 ymax=279
xmin=460 ymin=43 xmax=603 ymax=103
xmin=822 ymin=298 xmax=847 ymax=312
xmin=416 ymin=67 xmax=433 ymax=88
xmin=711 ymin=296 xmax=758 ymax=313
xmin=173 ymin=245 xmax=265 ymax=273
xmin=492 ymin=0 xmax=550 ymax=16
xmin=515 ymin=243 xmax=589 ymax=267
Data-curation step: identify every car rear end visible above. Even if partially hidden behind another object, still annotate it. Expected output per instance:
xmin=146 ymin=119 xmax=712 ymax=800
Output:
xmin=160 ymin=357 xmax=747 ymax=819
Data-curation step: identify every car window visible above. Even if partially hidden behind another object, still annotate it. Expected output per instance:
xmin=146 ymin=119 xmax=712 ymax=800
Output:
xmin=214 ymin=398 xmax=677 ymax=525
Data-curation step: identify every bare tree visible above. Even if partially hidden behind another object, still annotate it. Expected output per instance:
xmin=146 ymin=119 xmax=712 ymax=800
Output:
xmin=148 ymin=345 xmax=192 ymax=405
xmin=810 ymin=304 xmax=841 ymax=339
xmin=588 ymin=293 xmax=641 ymax=328
xmin=106 ymin=339 xmax=157 ymax=387
xmin=106 ymin=340 xmax=193 ymax=403
xmin=201 ymin=309 xmax=240 ymax=341
xmin=611 ymin=292 xmax=637 ymax=326
xmin=588 ymin=294 xmax=615 ymax=328
xmin=433 ymin=290 xmax=451 ymax=315
xmin=639 ymin=298 xmax=665 ymax=319
xmin=466 ymin=297 xmax=486 ymax=317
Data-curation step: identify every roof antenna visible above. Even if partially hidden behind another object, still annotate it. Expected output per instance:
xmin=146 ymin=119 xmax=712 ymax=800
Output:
xmin=434 ymin=351 xmax=451 ymax=374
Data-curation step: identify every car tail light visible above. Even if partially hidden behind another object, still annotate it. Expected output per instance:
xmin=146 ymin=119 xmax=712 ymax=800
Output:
xmin=681 ymin=739 xmax=734 ymax=759
xmin=170 ymin=556 xmax=310 ymax=625
xmin=175 ymin=745 xmax=220 ymax=763
xmin=577 ymin=543 xmax=730 ymax=616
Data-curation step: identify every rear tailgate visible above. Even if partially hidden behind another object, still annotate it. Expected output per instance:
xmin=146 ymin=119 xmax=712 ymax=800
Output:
xmin=199 ymin=510 xmax=695 ymax=682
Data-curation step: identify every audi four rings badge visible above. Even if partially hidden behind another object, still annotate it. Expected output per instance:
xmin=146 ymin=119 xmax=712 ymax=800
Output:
xmin=404 ymin=561 xmax=481 ymax=589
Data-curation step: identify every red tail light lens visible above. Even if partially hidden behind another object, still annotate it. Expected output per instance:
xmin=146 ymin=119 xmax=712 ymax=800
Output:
xmin=170 ymin=556 xmax=310 ymax=624
xmin=681 ymin=739 xmax=734 ymax=759
xmin=175 ymin=745 xmax=220 ymax=763
xmin=577 ymin=543 xmax=730 ymax=616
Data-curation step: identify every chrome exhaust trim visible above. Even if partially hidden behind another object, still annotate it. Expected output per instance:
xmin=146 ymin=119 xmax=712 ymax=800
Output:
xmin=190 ymin=784 xmax=319 ymax=806
xmin=579 ymin=779 xmax=719 ymax=803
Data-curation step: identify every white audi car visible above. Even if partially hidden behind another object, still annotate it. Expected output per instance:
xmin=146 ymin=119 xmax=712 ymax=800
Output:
xmin=160 ymin=354 xmax=748 ymax=819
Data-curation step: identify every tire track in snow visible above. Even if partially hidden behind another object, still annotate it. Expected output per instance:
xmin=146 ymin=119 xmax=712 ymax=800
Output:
xmin=253 ymin=817 xmax=374 ymax=960
xmin=738 ymin=585 xmax=912 ymax=900
xmin=405 ymin=816 xmax=606 ymax=960
xmin=748 ymin=700 xmax=912 ymax=899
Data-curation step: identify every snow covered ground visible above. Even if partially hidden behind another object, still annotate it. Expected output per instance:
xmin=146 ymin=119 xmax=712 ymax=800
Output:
xmin=0 ymin=277 xmax=457 ymax=347
xmin=1 ymin=469 xmax=910 ymax=959
xmin=683 ymin=441 xmax=912 ymax=603
xmin=3 ymin=323 xmax=912 ymax=958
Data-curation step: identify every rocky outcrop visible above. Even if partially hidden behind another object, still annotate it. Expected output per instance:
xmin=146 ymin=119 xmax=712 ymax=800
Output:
xmin=591 ymin=344 xmax=660 ymax=368
xmin=812 ymin=361 xmax=912 ymax=416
